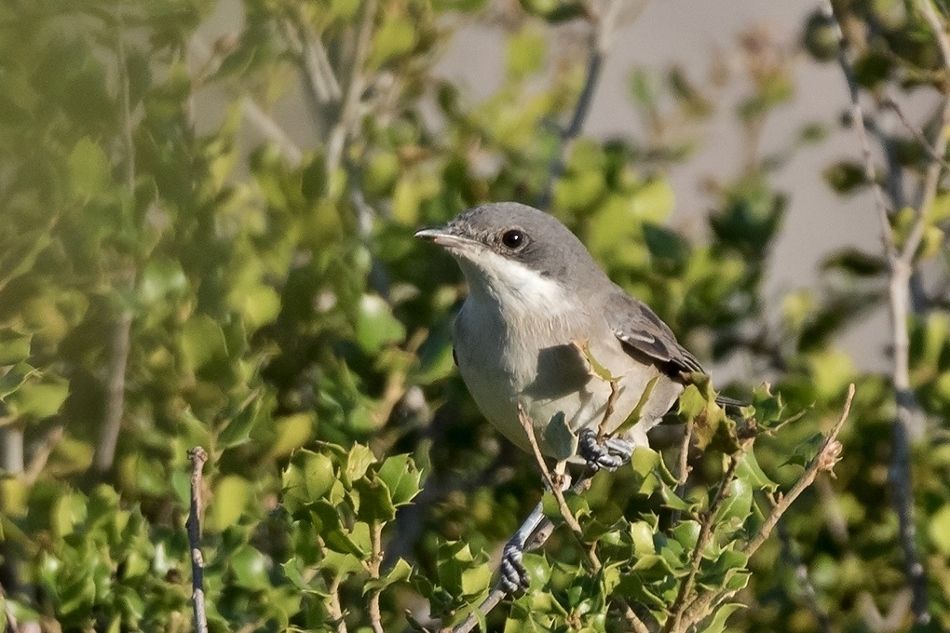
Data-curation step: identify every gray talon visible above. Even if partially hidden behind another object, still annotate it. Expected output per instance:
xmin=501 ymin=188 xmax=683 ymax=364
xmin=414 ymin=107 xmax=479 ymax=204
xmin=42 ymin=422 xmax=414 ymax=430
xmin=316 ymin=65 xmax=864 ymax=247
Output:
xmin=578 ymin=429 xmax=633 ymax=472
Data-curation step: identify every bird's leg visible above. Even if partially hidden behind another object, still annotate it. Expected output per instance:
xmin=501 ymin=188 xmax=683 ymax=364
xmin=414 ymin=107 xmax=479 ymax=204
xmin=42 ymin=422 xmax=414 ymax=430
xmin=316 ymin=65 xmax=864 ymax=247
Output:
xmin=499 ymin=502 xmax=544 ymax=593
xmin=499 ymin=465 xmax=571 ymax=594
xmin=578 ymin=428 xmax=634 ymax=471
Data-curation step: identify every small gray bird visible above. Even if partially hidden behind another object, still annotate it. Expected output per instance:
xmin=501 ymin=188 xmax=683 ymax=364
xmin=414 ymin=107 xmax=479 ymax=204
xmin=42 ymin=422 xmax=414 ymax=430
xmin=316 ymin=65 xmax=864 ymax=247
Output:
xmin=416 ymin=201 xmax=731 ymax=592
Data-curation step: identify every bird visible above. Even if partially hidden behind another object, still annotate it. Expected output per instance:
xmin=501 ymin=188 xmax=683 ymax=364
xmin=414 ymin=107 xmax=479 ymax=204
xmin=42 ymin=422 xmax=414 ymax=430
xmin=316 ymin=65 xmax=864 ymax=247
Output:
xmin=415 ymin=201 xmax=734 ymax=592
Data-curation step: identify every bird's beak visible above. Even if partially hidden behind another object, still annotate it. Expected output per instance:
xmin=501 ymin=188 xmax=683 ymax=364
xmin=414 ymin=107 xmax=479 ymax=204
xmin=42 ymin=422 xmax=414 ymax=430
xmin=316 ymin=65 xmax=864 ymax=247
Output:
xmin=414 ymin=227 xmax=478 ymax=250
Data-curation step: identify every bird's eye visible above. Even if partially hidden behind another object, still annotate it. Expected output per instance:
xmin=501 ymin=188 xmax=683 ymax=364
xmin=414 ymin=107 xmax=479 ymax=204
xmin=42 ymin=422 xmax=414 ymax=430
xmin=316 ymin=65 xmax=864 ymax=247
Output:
xmin=501 ymin=229 xmax=526 ymax=249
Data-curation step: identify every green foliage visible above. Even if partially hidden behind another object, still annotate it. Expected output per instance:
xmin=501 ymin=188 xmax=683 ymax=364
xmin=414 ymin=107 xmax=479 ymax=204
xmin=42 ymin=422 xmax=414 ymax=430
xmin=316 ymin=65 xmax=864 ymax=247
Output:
xmin=0 ymin=1 xmax=947 ymax=632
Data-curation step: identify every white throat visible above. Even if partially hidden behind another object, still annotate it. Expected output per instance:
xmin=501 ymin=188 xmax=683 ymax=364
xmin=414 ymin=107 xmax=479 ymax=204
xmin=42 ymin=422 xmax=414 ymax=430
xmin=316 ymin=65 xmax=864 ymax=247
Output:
xmin=456 ymin=248 xmax=574 ymax=319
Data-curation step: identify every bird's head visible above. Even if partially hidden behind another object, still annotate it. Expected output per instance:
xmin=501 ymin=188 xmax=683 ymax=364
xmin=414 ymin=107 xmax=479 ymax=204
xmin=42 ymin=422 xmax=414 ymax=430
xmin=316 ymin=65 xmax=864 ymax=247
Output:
xmin=415 ymin=202 xmax=605 ymax=310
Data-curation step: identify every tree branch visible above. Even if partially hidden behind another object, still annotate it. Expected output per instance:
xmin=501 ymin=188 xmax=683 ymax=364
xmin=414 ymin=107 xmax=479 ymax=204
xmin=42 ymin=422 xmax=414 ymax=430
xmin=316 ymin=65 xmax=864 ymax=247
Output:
xmin=829 ymin=2 xmax=937 ymax=623
xmin=186 ymin=447 xmax=209 ymax=633
xmin=95 ymin=22 xmax=136 ymax=474
xmin=324 ymin=0 xmax=377 ymax=181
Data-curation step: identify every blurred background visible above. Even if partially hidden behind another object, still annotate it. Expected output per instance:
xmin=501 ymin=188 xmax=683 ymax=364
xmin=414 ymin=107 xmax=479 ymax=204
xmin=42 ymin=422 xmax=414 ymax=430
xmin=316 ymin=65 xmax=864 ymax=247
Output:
xmin=0 ymin=0 xmax=948 ymax=632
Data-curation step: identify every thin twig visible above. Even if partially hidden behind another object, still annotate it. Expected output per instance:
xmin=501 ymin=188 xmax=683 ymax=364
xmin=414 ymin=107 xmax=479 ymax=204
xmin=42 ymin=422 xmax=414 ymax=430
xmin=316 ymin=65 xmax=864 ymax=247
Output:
xmin=327 ymin=575 xmax=349 ymax=633
xmin=95 ymin=21 xmax=135 ymax=474
xmin=537 ymin=0 xmax=627 ymax=209
xmin=517 ymin=404 xmax=596 ymax=569
xmin=325 ymin=0 xmax=378 ymax=181
xmin=881 ymin=97 xmax=950 ymax=172
xmin=241 ymin=97 xmax=304 ymax=166
xmin=24 ymin=426 xmax=64 ymax=485
xmin=187 ymin=447 xmax=209 ymax=633
xmin=367 ymin=521 xmax=385 ymax=633
xmin=823 ymin=1 xmax=896 ymax=257
xmin=664 ymin=454 xmax=742 ymax=633
xmin=680 ymin=384 xmax=855 ymax=631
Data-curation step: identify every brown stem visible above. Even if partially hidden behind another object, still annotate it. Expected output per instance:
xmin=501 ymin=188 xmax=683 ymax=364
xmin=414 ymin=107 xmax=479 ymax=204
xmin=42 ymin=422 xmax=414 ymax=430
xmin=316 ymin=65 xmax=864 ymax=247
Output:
xmin=186 ymin=447 xmax=209 ymax=633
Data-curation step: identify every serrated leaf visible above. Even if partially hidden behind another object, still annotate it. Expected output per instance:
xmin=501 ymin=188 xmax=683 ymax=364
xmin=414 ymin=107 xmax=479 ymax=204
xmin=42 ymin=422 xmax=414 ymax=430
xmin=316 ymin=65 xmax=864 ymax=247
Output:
xmin=363 ymin=558 xmax=412 ymax=594
xmin=376 ymin=454 xmax=422 ymax=507
xmin=353 ymin=474 xmax=396 ymax=522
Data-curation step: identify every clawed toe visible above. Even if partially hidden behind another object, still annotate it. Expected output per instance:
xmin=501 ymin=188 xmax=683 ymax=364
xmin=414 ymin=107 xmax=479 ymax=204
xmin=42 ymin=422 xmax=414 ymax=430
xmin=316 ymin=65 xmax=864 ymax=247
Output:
xmin=578 ymin=429 xmax=633 ymax=472
xmin=500 ymin=542 xmax=529 ymax=594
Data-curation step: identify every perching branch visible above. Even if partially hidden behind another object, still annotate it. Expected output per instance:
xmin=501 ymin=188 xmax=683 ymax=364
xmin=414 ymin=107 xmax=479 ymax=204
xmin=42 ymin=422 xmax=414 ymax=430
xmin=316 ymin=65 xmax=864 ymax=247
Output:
xmin=187 ymin=447 xmax=209 ymax=633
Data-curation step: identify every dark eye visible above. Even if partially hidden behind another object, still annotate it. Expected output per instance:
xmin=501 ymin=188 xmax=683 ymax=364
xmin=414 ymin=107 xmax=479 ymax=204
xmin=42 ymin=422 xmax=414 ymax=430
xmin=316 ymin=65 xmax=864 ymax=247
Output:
xmin=501 ymin=229 xmax=526 ymax=249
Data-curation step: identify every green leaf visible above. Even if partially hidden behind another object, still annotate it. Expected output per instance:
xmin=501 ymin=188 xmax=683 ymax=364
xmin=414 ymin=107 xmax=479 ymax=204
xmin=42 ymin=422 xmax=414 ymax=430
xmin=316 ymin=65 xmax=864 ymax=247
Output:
xmin=734 ymin=450 xmax=778 ymax=491
xmin=354 ymin=294 xmax=406 ymax=353
xmin=0 ymin=363 xmax=39 ymax=400
xmin=506 ymin=26 xmax=546 ymax=80
xmin=68 ymin=137 xmax=111 ymax=198
xmin=180 ymin=315 xmax=228 ymax=373
xmin=0 ymin=330 xmax=31 ymax=366
xmin=928 ymin=505 xmax=950 ymax=556
xmin=363 ymin=558 xmax=412 ymax=594
xmin=353 ymin=474 xmax=396 ymax=522
xmin=269 ymin=412 xmax=314 ymax=458
xmin=230 ymin=544 xmax=269 ymax=590
xmin=715 ymin=477 xmax=752 ymax=525
xmin=211 ymin=475 xmax=250 ymax=528
xmin=282 ymin=450 xmax=335 ymax=512
xmin=696 ymin=602 xmax=744 ymax=633
xmin=8 ymin=374 xmax=69 ymax=419
xmin=376 ymin=454 xmax=422 ymax=507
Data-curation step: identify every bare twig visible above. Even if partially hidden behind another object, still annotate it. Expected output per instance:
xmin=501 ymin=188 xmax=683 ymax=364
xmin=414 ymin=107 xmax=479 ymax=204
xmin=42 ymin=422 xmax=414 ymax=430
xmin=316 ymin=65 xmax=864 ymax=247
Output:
xmin=240 ymin=97 xmax=304 ymax=166
xmin=517 ymin=405 xmax=594 ymax=568
xmin=95 ymin=23 xmax=136 ymax=474
xmin=95 ymin=310 xmax=132 ymax=473
xmin=537 ymin=0 xmax=628 ymax=209
xmin=367 ymin=521 xmax=385 ymax=633
xmin=829 ymin=2 xmax=940 ymax=623
xmin=186 ymin=447 xmax=209 ymax=633
xmin=881 ymin=97 xmax=950 ymax=172
xmin=327 ymin=574 xmax=349 ymax=633
xmin=680 ymin=384 xmax=855 ymax=631
xmin=324 ymin=0 xmax=378 ymax=181
xmin=23 ymin=426 xmax=64 ymax=485
xmin=823 ymin=1 xmax=895 ymax=257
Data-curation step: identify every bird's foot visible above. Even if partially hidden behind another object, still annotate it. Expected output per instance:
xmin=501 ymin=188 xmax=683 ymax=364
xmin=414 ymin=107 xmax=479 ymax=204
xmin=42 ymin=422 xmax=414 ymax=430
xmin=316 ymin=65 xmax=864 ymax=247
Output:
xmin=500 ymin=541 xmax=530 ymax=594
xmin=578 ymin=428 xmax=634 ymax=472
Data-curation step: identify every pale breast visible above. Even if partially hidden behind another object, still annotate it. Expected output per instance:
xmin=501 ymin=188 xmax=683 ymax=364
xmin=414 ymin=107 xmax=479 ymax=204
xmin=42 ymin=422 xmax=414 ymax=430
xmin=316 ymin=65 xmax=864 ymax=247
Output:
xmin=454 ymin=295 xmax=682 ymax=460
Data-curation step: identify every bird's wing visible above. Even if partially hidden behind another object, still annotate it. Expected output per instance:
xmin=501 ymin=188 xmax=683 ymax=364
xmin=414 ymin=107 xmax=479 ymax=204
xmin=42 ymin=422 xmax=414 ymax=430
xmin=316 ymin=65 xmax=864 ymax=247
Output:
xmin=604 ymin=290 xmax=745 ymax=408
xmin=604 ymin=290 xmax=704 ymax=376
